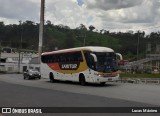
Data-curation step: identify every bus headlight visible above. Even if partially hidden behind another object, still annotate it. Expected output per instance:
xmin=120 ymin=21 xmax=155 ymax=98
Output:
xmin=95 ymin=73 xmax=103 ymax=77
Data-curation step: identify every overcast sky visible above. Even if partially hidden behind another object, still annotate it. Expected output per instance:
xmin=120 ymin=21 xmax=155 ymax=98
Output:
xmin=0 ymin=0 xmax=160 ymax=34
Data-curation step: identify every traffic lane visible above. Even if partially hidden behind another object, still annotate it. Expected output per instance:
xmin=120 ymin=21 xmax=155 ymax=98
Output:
xmin=0 ymin=74 xmax=160 ymax=106
xmin=0 ymin=82 xmax=159 ymax=116
xmin=0 ymin=81 xmax=158 ymax=107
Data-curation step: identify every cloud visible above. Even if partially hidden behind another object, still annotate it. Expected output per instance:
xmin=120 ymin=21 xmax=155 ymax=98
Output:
xmin=0 ymin=0 xmax=160 ymax=34
xmin=84 ymin=0 xmax=143 ymax=10
xmin=45 ymin=0 xmax=88 ymax=28
xmin=83 ymin=0 xmax=160 ymax=33
xmin=0 ymin=0 xmax=39 ymax=23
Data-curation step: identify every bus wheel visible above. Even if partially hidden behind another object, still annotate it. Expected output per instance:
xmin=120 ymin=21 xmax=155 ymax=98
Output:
xmin=26 ymin=75 xmax=30 ymax=80
xmin=79 ymin=74 xmax=86 ymax=86
xmin=49 ymin=73 xmax=54 ymax=82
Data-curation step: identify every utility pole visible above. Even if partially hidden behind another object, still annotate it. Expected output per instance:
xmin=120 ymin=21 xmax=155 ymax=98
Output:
xmin=76 ymin=29 xmax=86 ymax=46
xmin=137 ymin=31 xmax=140 ymax=61
xmin=76 ymin=35 xmax=86 ymax=46
xmin=0 ymin=40 xmax=1 ymax=65
xmin=18 ymin=21 xmax=23 ymax=73
xmin=83 ymin=29 xmax=86 ymax=46
xmin=38 ymin=0 xmax=45 ymax=63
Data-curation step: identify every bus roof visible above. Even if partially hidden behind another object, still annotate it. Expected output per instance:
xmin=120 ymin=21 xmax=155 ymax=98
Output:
xmin=42 ymin=46 xmax=114 ymax=55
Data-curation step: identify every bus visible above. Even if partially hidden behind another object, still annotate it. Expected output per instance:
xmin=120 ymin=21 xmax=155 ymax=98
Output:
xmin=41 ymin=46 xmax=122 ymax=85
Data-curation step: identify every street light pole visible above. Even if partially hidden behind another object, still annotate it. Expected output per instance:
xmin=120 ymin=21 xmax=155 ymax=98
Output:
xmin=38 ymin=0 xmax=45 ymax=63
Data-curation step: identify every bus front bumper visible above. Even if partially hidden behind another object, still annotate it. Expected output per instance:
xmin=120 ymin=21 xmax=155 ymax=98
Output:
xmin=94 ymin=75 xmax=120 ymax=83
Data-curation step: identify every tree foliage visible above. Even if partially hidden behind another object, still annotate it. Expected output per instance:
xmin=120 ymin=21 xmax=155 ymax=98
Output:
xmin=89 ymin=25 xmax=95 ymax=31
xmin=0 ymin=20 xmax=160 ymax=60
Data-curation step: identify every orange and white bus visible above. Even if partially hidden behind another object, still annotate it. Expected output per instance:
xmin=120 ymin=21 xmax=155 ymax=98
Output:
xmin=41 ymin=46 xmax=122 ymax=85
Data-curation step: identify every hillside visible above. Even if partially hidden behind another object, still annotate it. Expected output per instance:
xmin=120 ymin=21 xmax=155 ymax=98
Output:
xmin=0 ymin=20 xmax=160 ymax=60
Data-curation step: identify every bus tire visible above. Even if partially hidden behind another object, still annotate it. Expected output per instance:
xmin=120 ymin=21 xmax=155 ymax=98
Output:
xmin=49 ymin=73 xmax=55 ymax=82
xmin=79 ymin=74 xmax=86 ymax=86
xmin=26 ymin=75 xmax=30 ymax=80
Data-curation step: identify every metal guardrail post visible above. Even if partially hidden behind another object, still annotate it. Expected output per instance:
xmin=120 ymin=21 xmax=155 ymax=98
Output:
xmin=145 ymin=79 xmax=147 ymax=84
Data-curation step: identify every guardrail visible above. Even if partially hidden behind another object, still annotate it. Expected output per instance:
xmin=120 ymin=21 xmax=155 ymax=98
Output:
xmin=119 ymin=78 xmax=160 ymax=84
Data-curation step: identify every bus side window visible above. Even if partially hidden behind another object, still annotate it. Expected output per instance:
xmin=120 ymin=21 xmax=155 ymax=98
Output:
xmin=73 ymin=52 xmax=77 ymax=62
xmin=48 ymin=55 xmax=51 ymax=63
xmin=60 ymin=56 xmax=63 ymax=62
xmin=51 ymin=55 xmax=55 ymax=63
xmin=52 ymin=55 xmax=55 ymax=63
xmin=65 ymin=53 xmax=69 ymax=62
xmin=47 ymin=56 xmax=49 ymax=63
xmin=61 ymin=57 xmax=66 ymax=62
xmin=55 ymin=54 xmax=60 ymax=62
xmin=69 ymin=56 xmax=74 ymax=62
xmin=77 ymin=52 xmax=83 ymax=62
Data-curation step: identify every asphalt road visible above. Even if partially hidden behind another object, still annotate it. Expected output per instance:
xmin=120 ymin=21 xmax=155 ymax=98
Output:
xmin=0 ymin=74 xmax=160 ymax=106
xmin=0 ymin=74 xmax=160 ymax=115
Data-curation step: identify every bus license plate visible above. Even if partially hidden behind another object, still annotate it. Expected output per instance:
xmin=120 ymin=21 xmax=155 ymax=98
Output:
xmin=108 ymin=78 xmax=112 ymax=81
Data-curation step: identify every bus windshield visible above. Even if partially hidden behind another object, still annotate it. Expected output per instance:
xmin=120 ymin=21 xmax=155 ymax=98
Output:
xmin=95 ymin=52 xmax=118 ymax=73
xmin=84 ymin=51 xmax=118 ymax=73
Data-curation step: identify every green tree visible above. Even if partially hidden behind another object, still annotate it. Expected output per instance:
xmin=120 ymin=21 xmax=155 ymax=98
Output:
xmin=64 ymin=31 xmax=76 ymax=48
xmin=89 ymin=25 xmax=95 ymax=31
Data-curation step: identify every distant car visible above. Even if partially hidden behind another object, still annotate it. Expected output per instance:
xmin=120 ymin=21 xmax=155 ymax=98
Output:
xmin=23 ymin=69 xmax=41 ymax=80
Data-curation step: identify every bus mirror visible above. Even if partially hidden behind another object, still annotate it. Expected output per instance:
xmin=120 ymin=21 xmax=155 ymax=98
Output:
xmin=90 ymin=53 xmax=97 ymax=62
xmin=116 ymin=53 xmax=123 ymax=60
